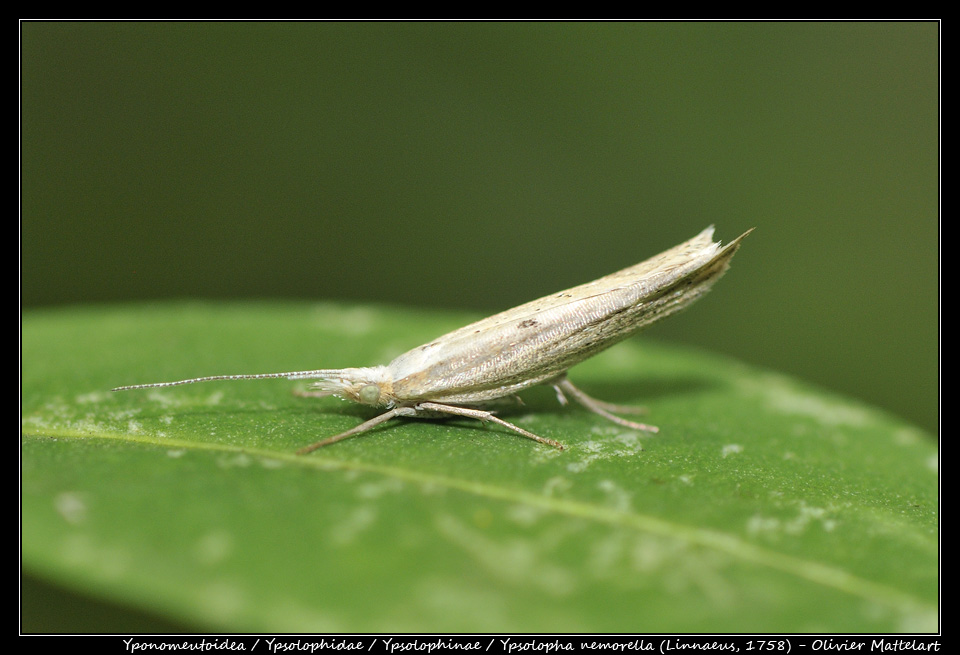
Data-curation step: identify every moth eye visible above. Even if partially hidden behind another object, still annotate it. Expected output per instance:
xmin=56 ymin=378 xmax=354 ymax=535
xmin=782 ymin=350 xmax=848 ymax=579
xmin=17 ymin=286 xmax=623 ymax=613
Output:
xmin=359 ymin=384 xmax=381 ymax=405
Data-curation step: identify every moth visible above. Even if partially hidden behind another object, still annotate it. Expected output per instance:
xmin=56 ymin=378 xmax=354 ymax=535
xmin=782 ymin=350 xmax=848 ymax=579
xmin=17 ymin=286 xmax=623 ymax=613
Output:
xmin=115 ymin=226 xmax=750 ymax=453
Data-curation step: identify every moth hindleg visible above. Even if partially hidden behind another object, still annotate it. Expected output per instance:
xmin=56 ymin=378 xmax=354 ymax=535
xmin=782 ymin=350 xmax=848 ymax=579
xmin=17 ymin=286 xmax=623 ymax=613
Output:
xmin=553 ymin=378 xmax=659 ymax=433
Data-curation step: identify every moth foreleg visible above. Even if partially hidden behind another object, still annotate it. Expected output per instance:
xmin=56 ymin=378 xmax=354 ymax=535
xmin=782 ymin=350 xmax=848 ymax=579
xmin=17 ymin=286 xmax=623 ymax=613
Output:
xmin=297 ymin=406 xmax=417 ymax=455
xmin=554 ymin=378 xmax=659 ymax=433
xmin=415 ymin=402 xmax=565 ymax=450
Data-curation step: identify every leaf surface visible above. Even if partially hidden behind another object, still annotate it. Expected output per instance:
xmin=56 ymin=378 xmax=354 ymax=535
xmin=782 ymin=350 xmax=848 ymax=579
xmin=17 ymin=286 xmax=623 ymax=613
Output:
xmin=21 ymin=302 xmax=938 ymax=632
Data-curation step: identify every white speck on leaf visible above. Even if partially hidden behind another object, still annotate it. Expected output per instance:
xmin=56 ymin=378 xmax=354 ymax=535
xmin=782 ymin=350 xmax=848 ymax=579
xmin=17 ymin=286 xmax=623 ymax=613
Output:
xmin=721 ymin=444 xmax=743 ymax=457
xmin=55 ymin=492 xmax=87 ymax=524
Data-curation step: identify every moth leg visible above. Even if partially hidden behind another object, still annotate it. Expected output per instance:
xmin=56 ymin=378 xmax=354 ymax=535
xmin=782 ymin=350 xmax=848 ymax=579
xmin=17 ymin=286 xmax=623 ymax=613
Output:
xmin=553 ymin=384 xmax=570 ymax=407
xmin=570 ymin=395 xmax=647 ymax=415
xmin=296 ymin=406 xmax=417 ymax=455
xmin=555 ymin=379 xmax=659 ymax=433
xmin=551 ymin=378 xmax=643 ymax=414
xmin=552 ymin=377 xmax=647 ymax=415
xmin=416 ymin=402 xmax=565 ymax=450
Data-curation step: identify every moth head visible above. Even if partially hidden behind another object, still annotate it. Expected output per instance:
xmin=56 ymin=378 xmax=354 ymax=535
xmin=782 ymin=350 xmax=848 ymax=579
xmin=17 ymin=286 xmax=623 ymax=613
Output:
xmin=308 ymin=366 xmax=394 ymax=407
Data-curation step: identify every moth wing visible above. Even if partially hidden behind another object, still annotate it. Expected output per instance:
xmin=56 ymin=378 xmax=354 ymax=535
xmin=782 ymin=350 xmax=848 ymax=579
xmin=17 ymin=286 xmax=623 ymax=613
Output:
xmin=386 ymin=226 xmax=749 ymax=404
xmin=427 ymin=225 xmax=725 ymax=340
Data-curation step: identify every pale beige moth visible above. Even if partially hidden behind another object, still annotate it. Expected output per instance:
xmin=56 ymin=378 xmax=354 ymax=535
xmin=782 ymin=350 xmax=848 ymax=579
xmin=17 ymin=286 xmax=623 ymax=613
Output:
xmin=115 ymin=226 xmax=751 ymax=452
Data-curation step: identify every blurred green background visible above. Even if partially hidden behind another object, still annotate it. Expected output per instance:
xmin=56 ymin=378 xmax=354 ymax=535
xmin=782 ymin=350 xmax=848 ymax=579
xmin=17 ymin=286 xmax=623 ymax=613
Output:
xmin=21 ymin=21 xmax=938 ymax=437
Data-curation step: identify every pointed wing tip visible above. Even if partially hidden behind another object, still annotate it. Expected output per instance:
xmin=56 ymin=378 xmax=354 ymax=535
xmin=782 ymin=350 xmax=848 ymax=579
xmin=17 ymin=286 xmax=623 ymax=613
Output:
xmin=693 ymin=225 xmax=753 ymax=254
xmin=702 ymin=226 xmax=754 ymax=252
xmin=725 ymin=226 xmax=755 ymax=248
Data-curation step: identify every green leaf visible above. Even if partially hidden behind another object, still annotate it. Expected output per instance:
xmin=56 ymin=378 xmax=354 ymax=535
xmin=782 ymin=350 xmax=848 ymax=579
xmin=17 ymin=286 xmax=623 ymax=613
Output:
xmin=21 ymin=302 xmax=938 ymax=632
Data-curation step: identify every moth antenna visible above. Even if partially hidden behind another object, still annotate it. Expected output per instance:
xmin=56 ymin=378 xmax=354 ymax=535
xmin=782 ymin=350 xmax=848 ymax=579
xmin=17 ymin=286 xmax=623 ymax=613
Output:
xmin=112 ymin=369 xmax=343 ymax=391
